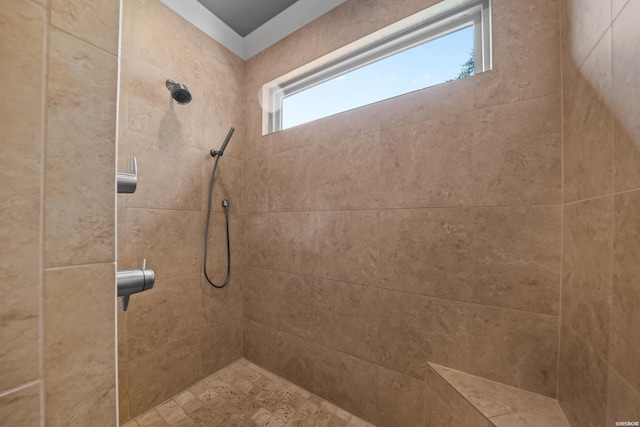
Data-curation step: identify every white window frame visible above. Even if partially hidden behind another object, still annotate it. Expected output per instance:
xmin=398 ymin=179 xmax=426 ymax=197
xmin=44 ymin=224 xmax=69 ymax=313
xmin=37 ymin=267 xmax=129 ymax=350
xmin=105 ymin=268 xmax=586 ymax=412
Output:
xmin=265 ymin=0 xmax=492 ymax=134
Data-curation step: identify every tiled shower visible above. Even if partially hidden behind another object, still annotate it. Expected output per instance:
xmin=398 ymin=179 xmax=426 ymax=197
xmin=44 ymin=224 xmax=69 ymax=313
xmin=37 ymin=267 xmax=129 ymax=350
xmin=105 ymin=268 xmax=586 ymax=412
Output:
xmin=1 ymin=0 xmax=639 ymax=426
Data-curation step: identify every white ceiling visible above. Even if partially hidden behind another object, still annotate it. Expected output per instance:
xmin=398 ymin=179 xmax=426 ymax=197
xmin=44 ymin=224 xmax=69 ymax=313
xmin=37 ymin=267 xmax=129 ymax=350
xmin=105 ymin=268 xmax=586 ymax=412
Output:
xmin=159 ymin=0 xmax=348 ymax=60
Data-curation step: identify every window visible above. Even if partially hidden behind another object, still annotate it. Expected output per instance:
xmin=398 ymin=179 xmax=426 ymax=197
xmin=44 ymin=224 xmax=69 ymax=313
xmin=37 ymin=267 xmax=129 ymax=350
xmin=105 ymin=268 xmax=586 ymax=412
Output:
xmin=264 ymin=0 xmax=492 ymax=133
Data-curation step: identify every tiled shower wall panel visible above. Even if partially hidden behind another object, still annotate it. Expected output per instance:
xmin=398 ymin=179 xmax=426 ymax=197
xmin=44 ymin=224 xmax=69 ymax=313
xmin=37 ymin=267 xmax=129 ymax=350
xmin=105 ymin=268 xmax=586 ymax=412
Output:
xmin=1 ymin=0 xmax=120 ymax=425
xmin=242 ymin=0 xmax=563 ymax=426
xmin=558 ymin=0 xmax=640 ymax=425
xmin=117 ymin=0 xmax=245 ymax=422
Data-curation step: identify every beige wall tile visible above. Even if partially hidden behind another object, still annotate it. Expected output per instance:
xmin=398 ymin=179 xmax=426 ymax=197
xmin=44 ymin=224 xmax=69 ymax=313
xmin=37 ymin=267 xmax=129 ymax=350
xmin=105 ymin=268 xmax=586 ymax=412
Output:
xmin=119 ymin=208 xmax=201 ymax=279
xmin=271 ymin=212 xmax=316 ymax=275
xmin=121 ymin=129 xmax=202 ymax=211
xmin=200 ymin=268 xmax=243 ymax=328
xmin=614 ymin=121 xmax=640 ymax=193
xmin=474 ymin=95 xmax=562 ymax=206
xmin=558 ymin=324 xmax=608 ymax=427
xmin=379 ymin=288 xmax=558 ymax=395
xmin=612 ymin=0 xmax=640 ymax=192
xmin=126 ymin=56 xmax=202 ymax=150
xmin=50 ymin=0 xmax=119 ymax=55
xmin=120 ymin=0 xmax=132 ymax=52
xmin=473 ymin=206 xmax=562 ymax=315
xmin=243 ymin=109 xmax=269 ymax=161
xmin=563 ymin=30 xmax=613 ymax=202
xmin=242 ymin=267 xmax=275 ymax=326
xmin=243 ymin=319 xmax=275 ymax=372
xmin=204 ymin=212 xmax=243 ymax=271
xmin=314 ymin=211 xmax=379 ymax=285
xmin=118 ymin=305 xmax=128 ymax=362
xmin=380 ymin=114 xmax=474 ymax=208
xmin=610 ymin=190 xmax=640 ymax=392
xmin=316 ymin=133 xmax=382 ymax=210
xmin=270 ymin=329 xmax=319 ymax=393
xmin=242 ymin=213 xmax=273 ymax=269
xmin=200 ymin=320 xmax=242 ymax=377
xmin=268 ymin=146 xmax=316 ymax=212
xmin=606 ymin=366 xmax=640 ymax=424
xmin=118 ymin=362 xmax=129 ymax=424
xmin=45 ymin=28 xmax=117 ymax=267
xmin=128 ymin=0 xmax=203 ymax=83
xmin=379 ymin=208 xmax=475 ymax=301
xmin=313 ymin=344 xmax=378 ymax=423
xmin=0 ymin=384 xmax=40 ymax=427
xmin=204 ymin=155 xmax=243 ymax=215
xmin=314 ymin=103 xmax=384 ymax=143
xmin=0 ymin=0 xmax=44 ymax=392
xmin=127 ymin=274 xmax=202 ymax=359
xmin=313 ymin=278 xmax=379 ymax=362
xmin=562 ymin=0 xmax=611 ymax=68
xmin=474 ymin=0 xmax=561 ymax=108
xmin=269 ymin=121 xmax=325 ymax=155
xmin=269 ymin=270 xmax=317 ymax=341
xmin=202 ymin=81 xmax=244 ymax=162
xmin=378 ymin=289 xmax=472 ymax=380
xmin=243 ymin=157 xmax=269 ymax=213
xmin=376 ymin=75 xmax=477 ymax=131
xmin=466 ymin=304 xmax=559 ymax=397
xmin=128 ymin=335 xmax=202 ymax=417
xmin=612 ymin=0 xmax=631 ymax=17
xmin=562 ymin=197 xmax=612 ymax=357
xmin=376 ymin=366 xmax=425 ymax=427
xmin=45 ymin=264 xmax=116 ymax=426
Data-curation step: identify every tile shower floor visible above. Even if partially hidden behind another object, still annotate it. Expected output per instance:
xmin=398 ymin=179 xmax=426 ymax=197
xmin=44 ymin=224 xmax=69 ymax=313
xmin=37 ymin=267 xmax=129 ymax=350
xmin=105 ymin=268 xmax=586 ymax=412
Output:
xmin=123 ymin=359 xmax=377 ymax=427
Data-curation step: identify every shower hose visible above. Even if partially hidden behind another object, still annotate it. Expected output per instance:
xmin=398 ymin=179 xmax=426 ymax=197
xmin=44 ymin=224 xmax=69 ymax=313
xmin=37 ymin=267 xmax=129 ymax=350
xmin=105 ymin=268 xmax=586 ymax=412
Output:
xmin=203 ymin=153 xmax=231 ymax=288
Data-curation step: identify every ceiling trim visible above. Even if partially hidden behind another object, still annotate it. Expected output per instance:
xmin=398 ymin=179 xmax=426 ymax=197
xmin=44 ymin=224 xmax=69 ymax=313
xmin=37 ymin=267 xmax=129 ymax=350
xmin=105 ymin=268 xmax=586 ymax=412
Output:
xmin=159 ymin=0 xmax=347 ymax=60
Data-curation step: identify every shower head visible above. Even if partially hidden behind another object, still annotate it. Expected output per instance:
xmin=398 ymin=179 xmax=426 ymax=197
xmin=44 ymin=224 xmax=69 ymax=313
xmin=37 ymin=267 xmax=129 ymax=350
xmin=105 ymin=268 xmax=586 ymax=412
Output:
xmin=166 ymin=80 xmax=192 ymax=105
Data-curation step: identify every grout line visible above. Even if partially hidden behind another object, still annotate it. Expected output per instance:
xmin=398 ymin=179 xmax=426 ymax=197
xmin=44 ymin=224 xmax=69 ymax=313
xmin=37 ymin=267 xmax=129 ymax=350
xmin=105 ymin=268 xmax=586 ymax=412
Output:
xmin=608 ymin=358 xmax=640 ymax=399
xmin=0 ymin=380 xmax=41 ymax=399
xmin=246 ymin=315 xmax=389 ymax=377
xmin=556 ymin=0 xmax=565 ymax=398
xmin=241 ymin=264 xmax=561 ymax=318
xmin=124 ymin=206 xmax=215 ymax=213
xmin=256 ymin=91 xmax=561 ymax=158
xmin=612 ymin=0 xmax=632 ymax=22
xmin=47 ymin=25 xmax=118 ymax=59
xmin=115 ymin=0 xmax=125 ymax=425
xmin=566 ymin=324 xmax=610 ymax=374
xmin=44 ymin=261 xmax=118 ymax=272
xmin=246 ymin=203 xmax=565 ymax=215
xmin=563 ymin=187 xmax=640 ymax=207
xmin=125 ymin=317 xmax=242 ymax=363
xmin=39 ymin=6 xmax=51 ymax=425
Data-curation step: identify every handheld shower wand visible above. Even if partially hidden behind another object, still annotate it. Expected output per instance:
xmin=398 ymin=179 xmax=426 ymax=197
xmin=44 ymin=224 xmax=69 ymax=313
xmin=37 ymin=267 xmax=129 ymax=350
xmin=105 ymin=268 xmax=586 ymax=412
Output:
xmin=204 ymin=127 xmax=235 ymax=289
xmin=210 ymin=127 xmax=235 ymax=157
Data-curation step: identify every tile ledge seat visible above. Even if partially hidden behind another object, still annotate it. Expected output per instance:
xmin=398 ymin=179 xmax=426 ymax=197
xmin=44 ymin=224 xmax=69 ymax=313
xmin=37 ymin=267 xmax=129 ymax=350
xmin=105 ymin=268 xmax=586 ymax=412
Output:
xmin=427 ymin=363 xmax=571 ymax=427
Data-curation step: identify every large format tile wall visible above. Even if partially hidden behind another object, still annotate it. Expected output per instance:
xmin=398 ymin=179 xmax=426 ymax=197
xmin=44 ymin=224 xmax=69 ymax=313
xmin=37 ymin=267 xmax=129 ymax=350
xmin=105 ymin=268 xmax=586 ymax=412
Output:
xmin=117 ymin=0 xmax=245 ymax=422
xmin=1 ymin=0 xmax=119 ymax=425
xmin=558 ymin=0 xmax=640 ymax=425
xmin=242 ymin=0 xmax=563 ymax=425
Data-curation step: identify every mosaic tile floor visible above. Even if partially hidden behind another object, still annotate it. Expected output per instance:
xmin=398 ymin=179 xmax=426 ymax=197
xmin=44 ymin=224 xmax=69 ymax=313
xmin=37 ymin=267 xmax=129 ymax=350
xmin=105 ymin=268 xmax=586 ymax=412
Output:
xmin=123 ymin=359 xmax=377 ymax=427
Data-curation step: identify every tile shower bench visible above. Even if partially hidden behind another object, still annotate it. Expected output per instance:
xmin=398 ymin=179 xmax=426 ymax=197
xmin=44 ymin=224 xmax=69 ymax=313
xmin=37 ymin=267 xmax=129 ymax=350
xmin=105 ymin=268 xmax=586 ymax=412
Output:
xmin=426 ymin=363 xmax=571 ymax=427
